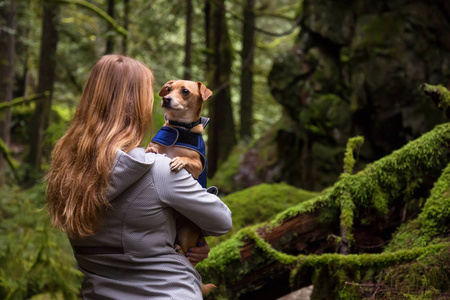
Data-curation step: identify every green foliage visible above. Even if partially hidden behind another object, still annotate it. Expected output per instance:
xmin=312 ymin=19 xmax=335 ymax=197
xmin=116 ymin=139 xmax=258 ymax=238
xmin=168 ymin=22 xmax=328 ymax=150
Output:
xmin=0 ymin=185 xmax=82 ymax=299
xmin=43 ymin=104 xmax=76 ymax=150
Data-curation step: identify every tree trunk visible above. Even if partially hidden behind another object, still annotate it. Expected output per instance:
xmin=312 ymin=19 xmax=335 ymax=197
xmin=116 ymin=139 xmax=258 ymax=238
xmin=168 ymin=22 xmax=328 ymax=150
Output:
xmin=0 ymin=0 xmax=16 ymax=186
xmin=204 ymin=0 xmax=211 ymax=72
xmin=27 ymin=1 xmax=59 ymax=181
xmin=184 ymin=0 xmax=193 ymax=80
xmin=105 ymin=0 xmax=115 ymax=54
xmin=206 ymin=0 xmax=236 ymax=178
xmin=239 ymin=0 xmax=255 ymax=142
xmin=121 ymin=0 xmax=129 ymax=54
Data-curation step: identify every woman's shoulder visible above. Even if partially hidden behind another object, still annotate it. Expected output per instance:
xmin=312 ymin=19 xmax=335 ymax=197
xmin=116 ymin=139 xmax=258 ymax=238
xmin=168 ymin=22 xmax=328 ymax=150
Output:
xmin=107 ymin=148 xmax=159 ymax=200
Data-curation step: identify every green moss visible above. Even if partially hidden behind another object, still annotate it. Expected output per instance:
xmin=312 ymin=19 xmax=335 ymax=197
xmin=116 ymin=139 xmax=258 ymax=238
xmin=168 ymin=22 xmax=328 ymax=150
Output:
xmin=207 ymin=183 xmax=318 ymax=247
xmin=421 ymin=83 xmax=450 ymax=114
xmin=417 ymin=162 xmax=450 ymax=238
xmin=339 ymin=190 xmax=355 ymax=245
xmin=343 ymin=136 xmax=364 ymax=174
xmin=270 ymin=192 xmax=330 ymax=226
xmin=375 ymin=248 xmax=450 ymax=299
xmin=198 ymin=123 xmax=450 ymax=298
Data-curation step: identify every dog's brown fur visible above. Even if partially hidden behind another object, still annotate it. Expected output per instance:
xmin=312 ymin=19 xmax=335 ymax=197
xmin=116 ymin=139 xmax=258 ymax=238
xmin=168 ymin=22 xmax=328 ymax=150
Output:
xmin=146 ymin=80 xmax=215 ymax=295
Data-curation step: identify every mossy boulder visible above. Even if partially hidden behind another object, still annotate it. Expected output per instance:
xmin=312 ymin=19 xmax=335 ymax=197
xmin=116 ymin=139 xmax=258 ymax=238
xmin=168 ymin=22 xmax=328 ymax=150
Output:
xmin=217 ymin=0 xmax=450 ymax=194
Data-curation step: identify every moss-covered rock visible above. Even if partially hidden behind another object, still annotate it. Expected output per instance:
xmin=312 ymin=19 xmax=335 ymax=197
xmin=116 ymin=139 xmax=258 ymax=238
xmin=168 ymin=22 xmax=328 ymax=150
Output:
xmin=207 ymin=183 xmax=319 ymax=247
xmin=237 ymin=0 xmax=450 ymax=194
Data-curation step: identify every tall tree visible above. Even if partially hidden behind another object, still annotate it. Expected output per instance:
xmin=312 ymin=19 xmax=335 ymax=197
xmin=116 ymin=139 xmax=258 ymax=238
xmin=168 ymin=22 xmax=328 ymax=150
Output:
xmin=105 ymin=0 xmax=115 ymax=54
xmin=204 ymin=0 xmax=211 ymax=71
xmin=239 ymin=0 xmax=255 ymax=141
xmin=121 ymin=0 xmax=129 ymax=53
xmin=27 ymin=1 xmax=60 ymax=180
xmin=206 ymin=0 xmax=236 ymax=177
xmin=184 ymin=0 xmax=193 ymax=79
xmin=0 ymin=0 xmax=16 ymax=185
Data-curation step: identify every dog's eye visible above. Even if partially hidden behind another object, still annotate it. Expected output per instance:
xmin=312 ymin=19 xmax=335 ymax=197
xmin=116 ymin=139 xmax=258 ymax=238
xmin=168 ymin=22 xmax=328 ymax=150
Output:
xmin=167 ymin=86 xmax=171 ymax=92
xmin=181 ymin=89 xmax=190 ymax=96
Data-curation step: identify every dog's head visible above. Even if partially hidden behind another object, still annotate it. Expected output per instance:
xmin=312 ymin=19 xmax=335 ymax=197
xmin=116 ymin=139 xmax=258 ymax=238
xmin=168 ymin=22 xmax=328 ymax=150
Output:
xmin=159 ymin=80 xmax=213 ymax=123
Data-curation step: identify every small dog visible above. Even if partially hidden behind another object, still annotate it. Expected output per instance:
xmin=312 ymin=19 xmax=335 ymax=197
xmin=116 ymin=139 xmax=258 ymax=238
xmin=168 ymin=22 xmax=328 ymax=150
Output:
xmin=146 ymin=80 xmax=216 ymax=295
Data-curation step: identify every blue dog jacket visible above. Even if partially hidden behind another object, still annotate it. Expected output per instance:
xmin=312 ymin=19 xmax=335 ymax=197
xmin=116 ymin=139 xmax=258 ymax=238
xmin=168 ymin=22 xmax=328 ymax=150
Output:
xmin=151 ymin=118 xmax=209 ymax=188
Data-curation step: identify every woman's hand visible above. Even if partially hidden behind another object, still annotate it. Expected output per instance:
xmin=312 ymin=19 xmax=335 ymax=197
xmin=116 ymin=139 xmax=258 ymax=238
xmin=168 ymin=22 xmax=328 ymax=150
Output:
xmin=186 ymin=236 xmax=210 ymax=266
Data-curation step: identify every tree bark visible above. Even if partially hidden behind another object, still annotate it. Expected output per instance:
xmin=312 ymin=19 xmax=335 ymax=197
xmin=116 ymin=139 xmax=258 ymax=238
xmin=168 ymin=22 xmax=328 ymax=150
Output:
xmin=239 ymin=0 xmax=255 ymax=141
xmin=0 ymin=0 xmax=16 ymax=186
xmin=206 ymin=0 xmax=236 ymax=178
xmin=27 ymin=1 xmax=59 ymax=180
xmin=184 ymin=0 xmax=193 ymax=80
xmin=204 ymin=0 xmax=211 ymax=72
xmin=105 ymin=0 xmax=115 ymax=54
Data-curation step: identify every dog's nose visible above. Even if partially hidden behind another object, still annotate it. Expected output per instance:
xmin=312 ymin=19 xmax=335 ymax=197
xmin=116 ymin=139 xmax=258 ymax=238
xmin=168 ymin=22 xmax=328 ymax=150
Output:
xmin=162 ymin=96 xmax=171 ymax=105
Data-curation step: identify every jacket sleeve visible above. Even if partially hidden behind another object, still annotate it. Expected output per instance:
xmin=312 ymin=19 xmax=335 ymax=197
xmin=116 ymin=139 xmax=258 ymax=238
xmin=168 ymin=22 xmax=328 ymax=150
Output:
xmin=152 ymin=154 xmax=232 ymax=236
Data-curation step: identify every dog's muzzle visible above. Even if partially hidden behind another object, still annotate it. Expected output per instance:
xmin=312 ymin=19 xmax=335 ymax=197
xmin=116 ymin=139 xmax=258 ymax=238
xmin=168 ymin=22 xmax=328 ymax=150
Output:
xmin=162 ymin=96 xmax=172 ymax=108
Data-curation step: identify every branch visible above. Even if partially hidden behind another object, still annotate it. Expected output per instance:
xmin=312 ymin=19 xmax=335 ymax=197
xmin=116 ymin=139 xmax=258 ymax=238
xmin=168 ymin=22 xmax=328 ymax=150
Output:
xmin=54 ymin=0 xmax=128 ymax=37
xmin=254 ymin=12 xmax=296 ymax=21
xmin=208 ymin=0 xmax=301 ymax=37
xmin=0 ymin=92 xmax=49 ymax=111
xmin=0 ymin=138 xmax=19 ymax=182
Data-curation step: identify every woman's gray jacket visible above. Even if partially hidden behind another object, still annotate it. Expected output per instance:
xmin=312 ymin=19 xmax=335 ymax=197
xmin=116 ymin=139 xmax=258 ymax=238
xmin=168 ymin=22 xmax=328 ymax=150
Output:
xmin=69 ymin=148 xmax=232 ymax=299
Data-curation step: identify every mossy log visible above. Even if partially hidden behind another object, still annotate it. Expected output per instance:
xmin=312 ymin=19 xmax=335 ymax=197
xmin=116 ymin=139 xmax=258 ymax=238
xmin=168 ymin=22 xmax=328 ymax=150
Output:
xmin=198 ymin=122 xmax=450 ymax=299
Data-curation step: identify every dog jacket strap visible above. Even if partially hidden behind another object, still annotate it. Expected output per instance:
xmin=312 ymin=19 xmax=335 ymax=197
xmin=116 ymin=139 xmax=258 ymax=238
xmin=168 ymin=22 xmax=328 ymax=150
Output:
xmin=151 ymin=126 xmax=179 ymax=146
xmin=151 ymin=127 xmax=208 ymax=188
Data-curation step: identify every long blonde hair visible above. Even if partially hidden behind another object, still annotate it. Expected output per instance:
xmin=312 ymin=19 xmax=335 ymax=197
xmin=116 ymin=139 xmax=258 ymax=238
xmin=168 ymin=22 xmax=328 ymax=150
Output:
xmin=46 ymin=55 xmax=154 ymax=238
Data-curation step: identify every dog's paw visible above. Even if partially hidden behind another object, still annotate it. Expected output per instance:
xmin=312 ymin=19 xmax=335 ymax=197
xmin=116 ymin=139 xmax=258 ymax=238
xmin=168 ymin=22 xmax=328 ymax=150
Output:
xmin=174 ymin=244 xmax=186 ymax=256
xmin=146 ymin=146 xmax=159 ymax=153
xmin=170 ymin=157 xmax=187 ymax=172
xmin=201 ymin=283 xmax=217 ymax=296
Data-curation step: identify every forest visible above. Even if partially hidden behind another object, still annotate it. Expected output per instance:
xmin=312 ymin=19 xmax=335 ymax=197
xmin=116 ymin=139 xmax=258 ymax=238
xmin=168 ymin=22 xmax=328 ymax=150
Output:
xmin=1 ymin=0 xmax=450 ymax=299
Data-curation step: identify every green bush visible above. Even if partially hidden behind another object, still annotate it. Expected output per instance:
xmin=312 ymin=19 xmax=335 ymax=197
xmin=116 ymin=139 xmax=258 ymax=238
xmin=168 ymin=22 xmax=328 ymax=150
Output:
xmin=0 ymin=184 xmax=81 ymax=300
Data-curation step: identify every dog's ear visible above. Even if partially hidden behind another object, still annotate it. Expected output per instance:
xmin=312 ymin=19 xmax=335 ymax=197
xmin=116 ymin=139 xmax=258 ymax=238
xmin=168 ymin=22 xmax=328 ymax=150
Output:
xmin=197 ymin=82 xmax=213 ymax=101
xmin=159 ymin=80 xmax=175 ymax=97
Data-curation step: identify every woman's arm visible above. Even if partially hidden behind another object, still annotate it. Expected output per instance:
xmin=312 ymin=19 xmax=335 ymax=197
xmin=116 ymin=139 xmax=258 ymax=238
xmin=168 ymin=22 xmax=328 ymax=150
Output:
xmin=153 ymin=155 xmax=232 ymax=236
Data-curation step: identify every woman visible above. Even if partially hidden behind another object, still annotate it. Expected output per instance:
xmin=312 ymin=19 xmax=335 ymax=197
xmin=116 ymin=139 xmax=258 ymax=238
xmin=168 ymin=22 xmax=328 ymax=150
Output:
xmin=46 ymin=55 xmax=232 ymax=299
